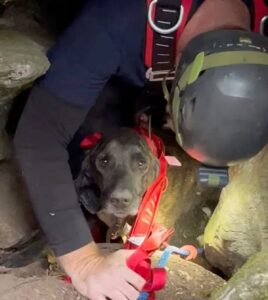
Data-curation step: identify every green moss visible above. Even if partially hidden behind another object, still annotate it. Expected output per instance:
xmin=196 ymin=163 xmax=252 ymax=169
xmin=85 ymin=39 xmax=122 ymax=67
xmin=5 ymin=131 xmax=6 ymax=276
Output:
xmin=210 ymin=244 xmax=268 ymax=300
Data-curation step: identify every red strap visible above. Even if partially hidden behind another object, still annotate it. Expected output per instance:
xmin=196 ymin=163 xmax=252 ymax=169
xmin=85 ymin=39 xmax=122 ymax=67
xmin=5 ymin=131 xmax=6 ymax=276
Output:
xmin=145 ymin=0 xmax=155 ymax=69
xmin=253 ymin=0 xmax=268 ymax=33
xmin=145 ymin=0 xmax=195 ymax=71
xmin=126 ymin=249 xmax=167 ymax=293
xmin=139 ymin=225 xmax=175 ymax=254
xmin=125 ymin=156 xmax=167 ymax=237
xmin=125 ymin=224 xmax=173 ymax=299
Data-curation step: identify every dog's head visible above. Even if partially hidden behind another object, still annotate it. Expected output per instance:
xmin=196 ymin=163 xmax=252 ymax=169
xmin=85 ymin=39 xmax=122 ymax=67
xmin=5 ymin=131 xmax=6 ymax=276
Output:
xmin=76 ymin=128 xmax=159 ymax=218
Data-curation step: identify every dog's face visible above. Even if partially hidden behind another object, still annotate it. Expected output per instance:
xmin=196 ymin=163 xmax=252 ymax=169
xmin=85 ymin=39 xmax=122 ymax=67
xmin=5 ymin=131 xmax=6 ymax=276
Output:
xmin=77 ymin=128 xmax=159 ymax=218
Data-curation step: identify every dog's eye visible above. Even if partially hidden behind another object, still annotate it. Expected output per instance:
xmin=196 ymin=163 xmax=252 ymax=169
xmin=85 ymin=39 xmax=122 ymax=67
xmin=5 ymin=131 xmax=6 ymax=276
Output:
xmin=100 ymin=158 xmax=109 ymax=166
xmin=138 ymin=160 xmax=147 ymax=168
xmin=97 ymin=155 xmax=110 ymax=168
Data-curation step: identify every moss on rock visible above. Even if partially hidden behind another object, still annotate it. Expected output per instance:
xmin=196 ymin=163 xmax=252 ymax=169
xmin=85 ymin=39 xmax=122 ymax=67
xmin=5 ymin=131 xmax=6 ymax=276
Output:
xmin=204 ymin=145 xmax=268 ymax=276
xmin=210 ymin=243 xmax=268 ymax=300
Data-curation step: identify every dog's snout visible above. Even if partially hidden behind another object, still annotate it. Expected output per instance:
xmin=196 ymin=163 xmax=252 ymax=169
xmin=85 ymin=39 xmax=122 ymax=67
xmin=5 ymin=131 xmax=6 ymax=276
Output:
xmin=110 ymin=190 xmax=132 ymax=208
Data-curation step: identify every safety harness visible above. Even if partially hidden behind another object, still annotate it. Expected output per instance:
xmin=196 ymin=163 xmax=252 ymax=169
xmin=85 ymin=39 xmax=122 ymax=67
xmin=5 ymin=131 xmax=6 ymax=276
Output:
xmin=145 ymin=0 xmax=268 ymax=82
xmin=124 ymin=127 xmax=173 ymax=300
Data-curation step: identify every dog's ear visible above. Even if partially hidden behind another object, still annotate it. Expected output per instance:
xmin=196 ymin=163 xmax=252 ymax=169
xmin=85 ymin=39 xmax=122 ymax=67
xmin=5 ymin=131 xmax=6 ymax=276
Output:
xmin=79 ymin=132 xmax=105 ymax=174
xmin=75 ymin=140 xmax=104 ymax=214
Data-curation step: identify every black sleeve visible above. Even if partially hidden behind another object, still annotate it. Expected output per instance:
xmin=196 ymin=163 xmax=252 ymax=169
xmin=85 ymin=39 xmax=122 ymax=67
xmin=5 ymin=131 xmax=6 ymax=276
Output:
xmin=14 ymin=84 xmax=92 ymax=256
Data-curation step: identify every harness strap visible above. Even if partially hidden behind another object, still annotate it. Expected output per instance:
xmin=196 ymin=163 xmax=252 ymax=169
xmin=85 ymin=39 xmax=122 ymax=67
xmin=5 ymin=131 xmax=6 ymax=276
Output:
xmin=124 ymin=127 xmax=173 ymax=251
xmin=145 ymin=0 xmax=199 ymax=82
xmin=145 ymin=0 xmax=268 ymax=83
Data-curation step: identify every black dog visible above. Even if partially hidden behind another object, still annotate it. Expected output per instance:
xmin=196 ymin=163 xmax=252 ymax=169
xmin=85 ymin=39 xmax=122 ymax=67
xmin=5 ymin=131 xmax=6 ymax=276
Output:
xmin=75 ymin=127 xmax=159 ymax=219
xmin=68 ymin=78 xmax=165 ymax=233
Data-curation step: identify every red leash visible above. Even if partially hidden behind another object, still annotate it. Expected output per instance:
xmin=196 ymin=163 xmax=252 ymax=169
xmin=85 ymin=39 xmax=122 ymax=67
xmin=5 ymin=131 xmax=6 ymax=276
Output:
xmin=124 ymin=127 xmax=173 ymax=250
xmin=122 ymin=128 xmax=174 ymax=299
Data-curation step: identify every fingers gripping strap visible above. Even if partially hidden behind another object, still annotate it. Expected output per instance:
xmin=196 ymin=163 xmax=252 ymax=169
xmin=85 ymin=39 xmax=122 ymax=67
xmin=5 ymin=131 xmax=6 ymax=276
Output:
xmin=127 ymin=249 xmax=167 ymax=293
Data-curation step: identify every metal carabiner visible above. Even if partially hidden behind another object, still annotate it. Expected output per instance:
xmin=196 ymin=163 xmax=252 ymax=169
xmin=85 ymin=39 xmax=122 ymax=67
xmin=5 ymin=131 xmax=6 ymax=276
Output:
xmin=148 ymin=0 xmax=184 ymax=35
xmin=260 ymin=15 xmax=268 ymax=36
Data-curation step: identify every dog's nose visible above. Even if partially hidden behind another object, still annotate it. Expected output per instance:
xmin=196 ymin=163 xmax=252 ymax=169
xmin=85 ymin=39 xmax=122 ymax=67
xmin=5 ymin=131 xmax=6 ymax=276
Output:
xmin=110 ymin=190 xmax=132 ymax=208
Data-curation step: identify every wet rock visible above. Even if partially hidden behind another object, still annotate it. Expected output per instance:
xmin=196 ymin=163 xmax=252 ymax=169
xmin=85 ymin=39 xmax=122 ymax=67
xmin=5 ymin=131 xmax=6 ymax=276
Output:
xmin=210 ymin=243 xmax=268 ymax=300
xmin=0 ymin=160 xmax=37 ymax=249
xmin=204 ymin=145 xmax=268 ymax=276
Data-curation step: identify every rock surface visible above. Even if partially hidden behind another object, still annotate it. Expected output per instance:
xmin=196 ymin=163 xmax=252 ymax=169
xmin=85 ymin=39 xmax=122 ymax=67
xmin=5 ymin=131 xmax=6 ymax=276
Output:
xmin=0 ymin=273 xmax=84 ymax=300
xmin=210 ymin=243 xmax=268 ymax=300
xmin=0 ymin=23 xmax=50 ymax=158
xmin=0 ymin=160 xmax=37 ymax=249
xmin=0 ymin=130 xmax=11 ymax=160
xmin=0 ymin=0 xmax=54 ymax=48
xmin=156 ymin=130 xmax=221 ymax=249
xmin=0 ymin=28 xmax=50 ymax=105
xmin=204 ymin=144 xmax=268 ymax=276
xmin=152 ymin=251 xmax=225 ymax=300
xmin=0 ymin=244 xmax=225 ymax=300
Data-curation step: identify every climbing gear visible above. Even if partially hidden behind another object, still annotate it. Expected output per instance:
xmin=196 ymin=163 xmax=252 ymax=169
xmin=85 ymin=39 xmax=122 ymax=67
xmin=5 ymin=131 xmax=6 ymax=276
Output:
xmin=145 ymin=0 xmax=204 ymax=82
xmin=127 ymin=242 xmax=201 ymax=300
xmin=167 ymin=29 xmax=268 ymax=166
xmin=198 ymin=167 xmax=229 ymax=188
xmin=144 ymin=0 xmax=268 ymax=82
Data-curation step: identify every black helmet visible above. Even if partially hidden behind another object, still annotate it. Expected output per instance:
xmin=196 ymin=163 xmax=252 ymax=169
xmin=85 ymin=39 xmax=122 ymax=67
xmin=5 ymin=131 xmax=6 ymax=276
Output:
xmin=169 ymin=29 xmax=268 ymax=167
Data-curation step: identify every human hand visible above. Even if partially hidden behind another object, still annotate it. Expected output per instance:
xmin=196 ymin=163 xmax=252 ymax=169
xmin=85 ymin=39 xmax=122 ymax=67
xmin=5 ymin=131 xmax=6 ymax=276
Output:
xmin=58 ymin=242 xmax=145 ymax=300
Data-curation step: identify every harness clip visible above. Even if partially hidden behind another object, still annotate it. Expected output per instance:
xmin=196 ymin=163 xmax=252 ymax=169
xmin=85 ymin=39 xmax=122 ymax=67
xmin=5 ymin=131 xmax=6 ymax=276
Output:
xmin=146 ymin=68 xmax=175 ymax=82
xmin=148 ymin=0 xmax=184 ymax=35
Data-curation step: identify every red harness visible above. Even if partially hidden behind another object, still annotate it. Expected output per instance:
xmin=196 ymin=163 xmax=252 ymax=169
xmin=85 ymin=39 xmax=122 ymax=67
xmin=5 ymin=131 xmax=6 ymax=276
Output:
xmin=124 ymin=128 xmax=174 ymax=299
xmin=124 ymin=127 xmax=174 ymax=251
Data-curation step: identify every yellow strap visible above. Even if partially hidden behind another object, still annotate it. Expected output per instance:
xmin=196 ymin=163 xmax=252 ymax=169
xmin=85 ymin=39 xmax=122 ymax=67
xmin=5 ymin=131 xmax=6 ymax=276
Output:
xmin=161 ymin=78 xmax=169 ymax=102
xmin=178 ymin=50 xmax=268 ymax=91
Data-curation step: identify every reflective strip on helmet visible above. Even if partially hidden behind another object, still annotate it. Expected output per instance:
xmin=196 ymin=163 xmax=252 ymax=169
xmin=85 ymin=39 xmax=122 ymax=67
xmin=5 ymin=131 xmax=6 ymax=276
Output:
xmin=172 ymin=86 xmax=183 ymax=146
xmin=170 ymin=50 xmax=268 ymax=144
xmin=179 ymin=50 xmax=268 ymax=91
